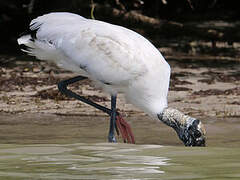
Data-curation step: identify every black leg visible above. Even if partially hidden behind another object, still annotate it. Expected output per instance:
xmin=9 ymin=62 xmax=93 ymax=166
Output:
xmin=58 ymin=76 xmax=120 ymax=142
xmin=108 ymin=95 xmax=117 ymax=142
xmin=58 ymin=76 xmax=112 ymax=115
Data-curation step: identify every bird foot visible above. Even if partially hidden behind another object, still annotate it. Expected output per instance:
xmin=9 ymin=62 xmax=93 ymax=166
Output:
xmin=108 ymin=135 xmax=117 ymax=143
xmin=116 ymin=114 xmax=135 ymax=144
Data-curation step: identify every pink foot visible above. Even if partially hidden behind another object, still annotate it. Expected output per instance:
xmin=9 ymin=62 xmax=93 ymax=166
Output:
xmin=116 ymin=114 xmax=135 ymax=144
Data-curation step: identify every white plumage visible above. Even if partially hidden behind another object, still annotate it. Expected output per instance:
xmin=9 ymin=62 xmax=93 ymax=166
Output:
xmin=18 ymin=12 xmax=170 ymax=117
xmin=18 ymin=12 xmax=206 ymax=146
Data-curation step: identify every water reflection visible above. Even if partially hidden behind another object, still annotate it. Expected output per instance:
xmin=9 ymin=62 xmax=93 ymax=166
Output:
xmin=0 ymin=143 xmax=240 ymax=179
xmin=0 ymin=143 xmax=169 ymax=179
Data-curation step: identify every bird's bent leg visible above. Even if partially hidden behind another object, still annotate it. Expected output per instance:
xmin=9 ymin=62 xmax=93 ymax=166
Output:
xmin=108 ymin=95 xmax=117 ymax=142
xmin=57 ymin=76 xmax=135 ymax=144
xmin=57 ymin=76 xmax=112 ymax=115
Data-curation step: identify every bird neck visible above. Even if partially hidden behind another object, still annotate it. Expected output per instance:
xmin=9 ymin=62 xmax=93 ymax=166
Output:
xmin=157 ymin=107 xmax=196 ymax=130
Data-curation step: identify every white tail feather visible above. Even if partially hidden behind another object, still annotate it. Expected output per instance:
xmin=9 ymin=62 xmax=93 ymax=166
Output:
xmin=17 ymin=35 xmax=57 ymax=60
xmin=17 ymin=35 xmax=31 ymax=45
xmin=17 ymin=12 xmax=86 ymax=61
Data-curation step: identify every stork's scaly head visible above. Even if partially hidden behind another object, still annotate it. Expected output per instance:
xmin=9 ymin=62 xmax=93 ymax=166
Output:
xmin=177 ymin=118 xmax=206 ymax=146
xmin=157 ymin=108 xmax=206 ymax=146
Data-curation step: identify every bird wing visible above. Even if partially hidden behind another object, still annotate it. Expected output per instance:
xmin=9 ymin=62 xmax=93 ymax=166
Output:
xmin=22 ymin=13 xmax=155 ymax=85
xmin=57 ymin=19 xmax=150 ymax=86
xmin=64 ymin=29 xmax=147 ymax=85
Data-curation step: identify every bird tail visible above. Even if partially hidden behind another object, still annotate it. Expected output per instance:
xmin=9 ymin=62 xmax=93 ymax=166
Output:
xmin=17 ymin=25 xmax=35 ymax=53
xmin=17 ymin=25 xmax=58 ymax=61
xmin=17 ymin=12 xmax=86 ymax=61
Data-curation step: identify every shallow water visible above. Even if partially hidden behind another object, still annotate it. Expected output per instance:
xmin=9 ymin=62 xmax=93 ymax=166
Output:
xmin=0 ymin=114 xmax=240 ymax=179
xmin=0 ymin=143 xmax=240 ymax=180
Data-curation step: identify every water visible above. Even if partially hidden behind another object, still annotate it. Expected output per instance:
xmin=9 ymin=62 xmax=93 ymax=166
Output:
xmin=0 ymin=144 xmax=240 ymax=180
xmin=0 ymin=114 xmax=240 ymax=179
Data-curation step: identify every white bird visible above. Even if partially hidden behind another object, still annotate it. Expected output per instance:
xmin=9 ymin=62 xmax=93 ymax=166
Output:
xmin=17 ymin=12 xmax=206 ymax=146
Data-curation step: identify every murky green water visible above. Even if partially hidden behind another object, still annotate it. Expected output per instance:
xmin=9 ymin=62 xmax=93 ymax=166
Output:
xmin=0 ymin=143 xmax=240 ymax=180
xmin=0 ymin=114 xmax=240 ymax=179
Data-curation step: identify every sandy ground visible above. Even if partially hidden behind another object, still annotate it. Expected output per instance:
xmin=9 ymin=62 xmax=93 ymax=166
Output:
xmin=0 ymin=57 xmax=240 ymax=118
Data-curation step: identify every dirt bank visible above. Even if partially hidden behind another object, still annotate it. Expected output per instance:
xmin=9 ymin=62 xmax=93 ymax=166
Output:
xmin=0 ymin=56 xmax=239 ymax=118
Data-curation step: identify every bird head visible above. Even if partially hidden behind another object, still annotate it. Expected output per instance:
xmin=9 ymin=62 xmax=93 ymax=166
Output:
xmin=177 ymin=119 xmax=206 ymax=146
xmin=158 ymin=108 xmax=206 ymax=147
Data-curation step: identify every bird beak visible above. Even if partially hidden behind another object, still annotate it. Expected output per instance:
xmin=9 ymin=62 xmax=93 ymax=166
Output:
xmin=177 ymin=119 xmax=206 ymax=147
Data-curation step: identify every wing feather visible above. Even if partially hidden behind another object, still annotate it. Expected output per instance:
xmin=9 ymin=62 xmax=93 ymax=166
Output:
xmin=19 ymin=12 xmax=163 ymax=85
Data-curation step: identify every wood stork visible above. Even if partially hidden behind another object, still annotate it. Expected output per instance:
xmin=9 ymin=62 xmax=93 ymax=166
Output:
xmin=17 ymin=12 xmax=206 ymax=146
